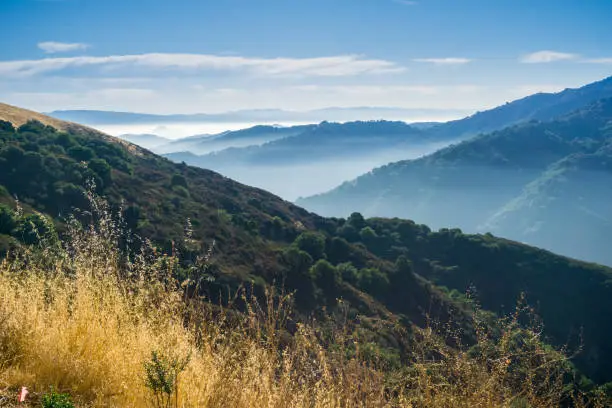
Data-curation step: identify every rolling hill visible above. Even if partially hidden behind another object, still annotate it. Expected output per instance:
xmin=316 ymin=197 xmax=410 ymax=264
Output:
xmin=159 ymin=77 xmax=612 ymax=202
xmin=298 ymin=98 xmax=612 ymax=267
xmin=163 ymin=120 xmax=446 ymax=200
xmin=168 ymin=120 xmax=428 ymax=166
xmin=48 ymin=107 xmax=469 ymax=126
xmin=154 ymin=124 xmax=316 ymax=155
xmin=1 ymin=103 xmax=612 ymax=385
xmin=426 ymin=75 xmax=612 ymax=140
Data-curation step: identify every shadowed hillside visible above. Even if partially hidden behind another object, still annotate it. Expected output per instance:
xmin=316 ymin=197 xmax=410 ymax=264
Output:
xmin=299 ymin=98 xmax=612 ymax=266
xmin=1 ymin=104 xmax=612 ymax=395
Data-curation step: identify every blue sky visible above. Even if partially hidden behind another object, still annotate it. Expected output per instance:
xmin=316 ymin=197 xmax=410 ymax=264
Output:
xmin=1 ymin=0 xmax=611 ymax=115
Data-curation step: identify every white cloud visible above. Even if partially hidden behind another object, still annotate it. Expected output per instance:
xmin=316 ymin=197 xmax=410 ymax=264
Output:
xmin=393 ymin=0 xmax=418 ymax=5
xmin=0 ymin=53 xmax=405 ymax=78
xmin=520 ymin=50 xmax=578 ymax=63
xmin=2 ymin=83 xmax=496 ymax=115
xmin=413 ymin=58 xmax=471 ymax=65
xmin=582 ymin=58 xmax=612 ymax=64
xmin=38 ymin=41 xmax=90 ymax=54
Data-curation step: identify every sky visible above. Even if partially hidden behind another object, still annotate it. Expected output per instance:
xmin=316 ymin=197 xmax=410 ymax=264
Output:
xmin=1 ymin=0 xmax=612 ymax=115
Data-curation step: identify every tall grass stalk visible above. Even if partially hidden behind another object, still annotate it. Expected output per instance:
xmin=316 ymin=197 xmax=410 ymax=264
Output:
xmin=0 ymin=194 xmax=607 ymax=407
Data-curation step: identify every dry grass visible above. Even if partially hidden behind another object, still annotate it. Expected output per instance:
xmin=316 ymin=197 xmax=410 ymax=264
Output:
xmin=0 ymin=102 xmax=67 ymax=130
xmin=0 ymin=102 xmax=146 ymax=156
xmin=0 ymin=197 xmax=608 ymax=407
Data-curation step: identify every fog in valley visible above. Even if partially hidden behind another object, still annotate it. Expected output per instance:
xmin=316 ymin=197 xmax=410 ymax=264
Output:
xmin=91 ymin=122 xmax=310 ymax=140
xmin=209 ymin=142 xmax=449 ymax=201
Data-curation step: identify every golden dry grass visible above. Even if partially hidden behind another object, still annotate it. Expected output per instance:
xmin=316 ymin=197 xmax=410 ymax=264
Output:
xmin=0 ymin=102 xmax=146 ymax=156
xmin=0 ymin=102 xmax=67 ymax=130
xmin=0 ymin=200 xmax=608 ymax=407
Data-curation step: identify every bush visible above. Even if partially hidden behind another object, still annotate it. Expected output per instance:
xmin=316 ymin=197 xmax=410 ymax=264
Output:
xmin=42 ymin=389 xmax=75 ymax=408
xmin=144 ymin=350 xmax=190 ymax=408
xmin=294 ymin=231 xmax=326 ymax=260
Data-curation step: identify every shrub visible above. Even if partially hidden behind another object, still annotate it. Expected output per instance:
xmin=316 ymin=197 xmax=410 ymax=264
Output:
xmin=144 ymin=350 xmax=191 ymax=408
xmin=294 ymin=231 xmax=326 ymax=260
xmin=41 ymin=389 xmax=75 ymax=408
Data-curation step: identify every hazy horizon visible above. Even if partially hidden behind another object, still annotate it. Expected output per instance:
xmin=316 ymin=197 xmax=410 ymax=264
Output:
xmin=49 ymin=108 xmax=473 ymax=139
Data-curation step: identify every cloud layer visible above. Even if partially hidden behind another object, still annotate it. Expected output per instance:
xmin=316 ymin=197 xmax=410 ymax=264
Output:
xmin=520 ymin=50 xmax=578 ymax=63
xmin=38 ymin=41 xmax=90 ymax=54
xmin=0 ymin=53 xmax=405 ymax=77
xmin=413 ymin=58 xmax=471 ymax=65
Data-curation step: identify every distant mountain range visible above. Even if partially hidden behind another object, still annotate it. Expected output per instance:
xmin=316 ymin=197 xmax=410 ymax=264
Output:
xmin=298 ymin=95 xmax=612 ymax=266
xmin=163 ymin=120 xmax=447 ymax=199
xmin=156 ymin=77 xmax=612 ymax=205
xmin=153 ymin=124 xmax=316 ymax=154
xmin=48 ymin=106 xmax=470 ymax=125
xmin=168 ymin=120 xmax=428 ymax=165
xmin=425 ymin=76 xmax=612 ymax=140
xmin=41 ymin=76 xmax=612 ymax=265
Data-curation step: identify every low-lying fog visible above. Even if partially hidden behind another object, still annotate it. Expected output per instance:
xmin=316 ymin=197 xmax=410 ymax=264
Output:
xmin=90 ymin=122 xmax=311 ymax=139
xmin=210 ymin=143 xmax=450 ymax=201
xmin=83 ymin=121 xmax=453 ymax=201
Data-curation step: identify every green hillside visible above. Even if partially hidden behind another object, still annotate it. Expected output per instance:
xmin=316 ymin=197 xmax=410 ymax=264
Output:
xmin=299 ymin=98 xmax=612 ymax=266
xmin=1 ymin=104 xmax=612 ymax=389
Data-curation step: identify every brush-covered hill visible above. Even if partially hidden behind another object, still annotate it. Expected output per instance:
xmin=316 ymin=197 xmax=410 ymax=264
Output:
xmin=155 ymin=124 xmax=316 ymax=155
xmin=164 ymin=77 xmax=612 ymax=168
xmin=1 ymin=103 xmax=612 ymax=386
xmin=426 ymin=75 xmax=612 ymax=140
xmin=160 ymin=77 xmax=612 ymax=202
xmin=298 ymin=98 xmax=612 ymax=266
xmin=165 ymin=120 xmax=428 ymax=167
xmin=163 ymin=120 xmax=442 ymax=200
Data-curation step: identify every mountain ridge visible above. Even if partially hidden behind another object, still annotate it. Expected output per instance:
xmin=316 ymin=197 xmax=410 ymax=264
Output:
xmin=298 ymin=97 xmax=612 ymax=266
xmin=48 ymin=107 xmax=469 ymax=125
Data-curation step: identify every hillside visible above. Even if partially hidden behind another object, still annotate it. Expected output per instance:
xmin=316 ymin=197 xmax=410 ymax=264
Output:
xmin=164 ymin=120 xmax=444 ymax=200
xmin=185 ymin=120 xmax=428 ymax=165
xmin=0 ymin=105 xmax=472 ymax=363
xmin=427 ymin=75 xmax=612 ymax=140
xmin=159 ymin=77 xmax=612 ymax=202
xmin=155 ymin=124 xmax=316 ymax=155
xmin=1 ymin=104 xmax=612 ymax=387
xmin=298 ymin=98 xmax=612 ymax=266
xmin=482 ymin=139 xmax=612 ymax=263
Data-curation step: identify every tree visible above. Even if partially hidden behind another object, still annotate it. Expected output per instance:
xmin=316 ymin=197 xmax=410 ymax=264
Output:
xmin=171 ymin=174 xmax=188 ymax=188
xmin=348 ymin=212 xmax=366 ymax=230
xmin=391 ymin=255 xmax=415 ymax=287
xmin=0 ymin=205 xmax=16 ymax=235
xmin=359 ymin=226 xmax=378 ymax=243
xmin=337 ymin=262 xmax=358 ymax=285
xmin=67 ymin=145 xmax=95 ymax=161
xmin=327 ymin=236 xmax=352 ymax=264
xmin=280 ymin=246 xmax=316 ymax=308
xmin=0 ymin=120 xmax=15 ymax=135
xmin=310 ymin=259 xmax=341 ymax=294
xmin=15 ymin=212 xmax=57 ymax=245
xmin=89 ymin=158 xmax=113 ymax=188
xmin=357 ymin=267 xmax=389 ymax=296
xmin=294 ymin=231 xmax=326 ymax=260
